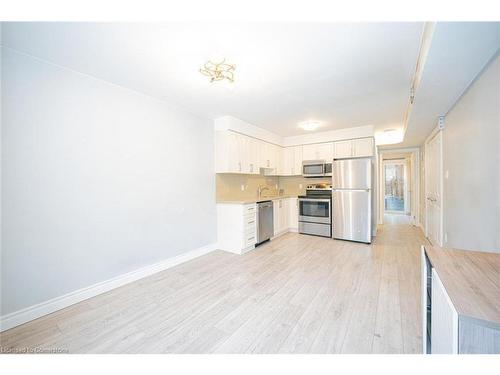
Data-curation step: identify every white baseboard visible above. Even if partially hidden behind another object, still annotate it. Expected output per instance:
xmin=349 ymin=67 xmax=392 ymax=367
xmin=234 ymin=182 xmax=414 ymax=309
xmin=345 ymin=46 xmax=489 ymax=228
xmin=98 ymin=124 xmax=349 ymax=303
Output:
xmin=0 ymin=242 xmax=218 ymax=332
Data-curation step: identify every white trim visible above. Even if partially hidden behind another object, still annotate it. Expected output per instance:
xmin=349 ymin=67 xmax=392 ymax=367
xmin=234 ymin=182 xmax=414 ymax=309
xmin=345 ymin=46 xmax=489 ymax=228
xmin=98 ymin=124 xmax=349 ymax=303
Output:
xmin=0 ymin=242 xmax=218 ymax=332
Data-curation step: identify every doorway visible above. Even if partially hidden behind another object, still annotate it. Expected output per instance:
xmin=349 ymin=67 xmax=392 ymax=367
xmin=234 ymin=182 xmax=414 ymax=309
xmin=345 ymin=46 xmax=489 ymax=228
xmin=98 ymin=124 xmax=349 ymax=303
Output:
xmin=384 ymin=162 xmax=406 ymax=213
xmin=378 ymin=148 xmax=420 ymax=226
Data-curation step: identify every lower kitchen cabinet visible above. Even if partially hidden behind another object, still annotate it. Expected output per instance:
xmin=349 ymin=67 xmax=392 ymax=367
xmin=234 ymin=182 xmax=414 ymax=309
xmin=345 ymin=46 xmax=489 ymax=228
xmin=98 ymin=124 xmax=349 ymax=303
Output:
xmin=431 ymin=268 xmax=459 ymax=354
xmin=273 ymin=198 xmax=294 ymax=237
xmin=288 ymin=197 xmax=298 ymax=231
xmin=422 ymin=246 xmax=500 ymax=354
xmin=217 ymin=203 xmax=257 ymax=254
xmin=217 ymin=198 xmax=300 ymax=254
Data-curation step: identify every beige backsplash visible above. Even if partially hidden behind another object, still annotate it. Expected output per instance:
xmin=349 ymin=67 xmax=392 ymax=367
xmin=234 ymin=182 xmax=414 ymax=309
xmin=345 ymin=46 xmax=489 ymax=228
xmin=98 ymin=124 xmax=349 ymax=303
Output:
xmin=216 ymin=174 xmax=280 ymax=201
xmin=216 ymin=174 xmax=331 ymax=200
xmin=277 ymin=176 xmax=311 ymax=196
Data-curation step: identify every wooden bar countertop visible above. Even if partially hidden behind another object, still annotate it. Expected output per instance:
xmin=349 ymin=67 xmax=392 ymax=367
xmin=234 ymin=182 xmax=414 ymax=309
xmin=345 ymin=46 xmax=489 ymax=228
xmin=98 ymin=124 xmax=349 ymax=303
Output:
xmin=424 ymin=246 xmax=500 ymax=327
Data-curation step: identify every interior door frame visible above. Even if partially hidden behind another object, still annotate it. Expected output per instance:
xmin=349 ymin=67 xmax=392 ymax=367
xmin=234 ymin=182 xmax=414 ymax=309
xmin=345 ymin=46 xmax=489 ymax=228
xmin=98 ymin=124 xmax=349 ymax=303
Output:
xmin=424 ymin=126 xmax=443 ymax=247
xmin=378 ymin=147 xmax=420 ymax=225
xmin=382 ymin=159 xmax=408 ymax=214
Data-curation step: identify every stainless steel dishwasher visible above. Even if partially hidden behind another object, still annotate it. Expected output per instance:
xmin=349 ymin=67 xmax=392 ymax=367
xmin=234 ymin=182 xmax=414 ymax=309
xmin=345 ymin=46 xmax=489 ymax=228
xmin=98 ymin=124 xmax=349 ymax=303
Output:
xmin=257 ymin=200 xmax=274 ymax=245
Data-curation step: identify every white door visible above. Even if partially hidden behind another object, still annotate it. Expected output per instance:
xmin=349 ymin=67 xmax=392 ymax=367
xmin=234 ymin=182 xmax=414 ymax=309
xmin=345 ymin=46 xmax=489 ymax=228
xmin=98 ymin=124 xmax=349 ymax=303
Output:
xmin=425 ymin=131 xmax=443 ymax=246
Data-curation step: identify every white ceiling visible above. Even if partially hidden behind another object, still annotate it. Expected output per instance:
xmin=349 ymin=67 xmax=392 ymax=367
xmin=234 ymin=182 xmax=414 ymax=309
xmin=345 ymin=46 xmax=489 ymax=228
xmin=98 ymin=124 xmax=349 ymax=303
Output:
xmin=1 ymin=22 xmax=423 ymax=138
xmin=398 ymin=22 xmax=500 ymax=148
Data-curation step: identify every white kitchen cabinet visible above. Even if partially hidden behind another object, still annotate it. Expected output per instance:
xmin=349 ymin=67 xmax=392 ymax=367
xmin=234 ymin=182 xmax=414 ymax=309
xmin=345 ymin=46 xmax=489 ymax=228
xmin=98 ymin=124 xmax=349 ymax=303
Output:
xmin=259 ymin=142 xmax=278 ymax=171
xmin=302 ymin=142 xmax=333 ymax=161
xmin=273 ymin=200 xmax=280 ymax=236
xmin=215 ymin=130 xmax=242 ymax=173
xmin=246 ymin=137 xmax=260 ymax=174
xmin=217 ymin=203 xmax=257 ymax=254
xmin=431 ymin=268 xmax=459 ymax=354
xmin=273 ymin=198 xmax=289 ymax=236
xmin=288 ymin=197 xmax=299 ymax=231
xmin=276 ymin=146 xmax=285 ymax=176
xmin=215 ymin=130 xmax=261 ymax=174
xmin=333 ymin=140 xmax=353 ymax=159
xmin=353 ymin=137 xmax=374 ymax=157
xmin=281 ymin=146 xmax=303 ymax=176
xmin=293 ymin=146 xmax=303 ymax=175
xmin=333 ymin=138 xmax=374 ymax=159
xmin=316 ymin=142 xmax=334 ymax=160
xmin=282 ymin=147 xmax=294 ymax=176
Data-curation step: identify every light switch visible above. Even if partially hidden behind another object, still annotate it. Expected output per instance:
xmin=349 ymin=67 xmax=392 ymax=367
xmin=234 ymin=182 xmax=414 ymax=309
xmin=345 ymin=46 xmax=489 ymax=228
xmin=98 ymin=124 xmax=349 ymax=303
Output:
xmin=299 ymin=184 xmax=303 ymax=189
xmin=240 ymin=184 xmax=245 ymax=191
xmin=445 ymin=170 xmax=449 ymax=179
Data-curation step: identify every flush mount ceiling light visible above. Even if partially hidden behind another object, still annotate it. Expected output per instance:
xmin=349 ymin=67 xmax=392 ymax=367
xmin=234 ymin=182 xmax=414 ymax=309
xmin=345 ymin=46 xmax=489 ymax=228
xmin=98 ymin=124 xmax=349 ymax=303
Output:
xmin=375 ymin=128 xmax=404 ymax=145
xmin=199 ymin=59 xmax=235 ymax=83
xmin=299 ymin=121 xmax=321 ymax=131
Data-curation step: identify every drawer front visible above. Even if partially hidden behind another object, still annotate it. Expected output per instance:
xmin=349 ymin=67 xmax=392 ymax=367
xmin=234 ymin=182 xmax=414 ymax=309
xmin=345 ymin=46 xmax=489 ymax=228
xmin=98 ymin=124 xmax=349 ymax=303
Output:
xmin=244 ymin=213 xmax=257 ymax=230
xmin=244 ymin=230 xmax=257 ymax=247
xmin=243 ymin=204 xmax=256 ymax=215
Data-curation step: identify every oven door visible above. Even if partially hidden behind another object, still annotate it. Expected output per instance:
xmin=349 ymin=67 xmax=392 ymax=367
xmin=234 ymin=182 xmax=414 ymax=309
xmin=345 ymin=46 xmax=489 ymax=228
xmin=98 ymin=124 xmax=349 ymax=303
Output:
xmin=302 ymin=162 xmax=325 ymax=177
xmin=299 ymin=198 xmax=331 ymax=224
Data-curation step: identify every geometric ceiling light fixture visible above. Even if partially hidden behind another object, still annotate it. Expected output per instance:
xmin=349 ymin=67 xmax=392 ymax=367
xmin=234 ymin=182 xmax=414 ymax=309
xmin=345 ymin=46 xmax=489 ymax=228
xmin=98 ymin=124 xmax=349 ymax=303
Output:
xmin=199 ymin=59 xmax=236 ymax=83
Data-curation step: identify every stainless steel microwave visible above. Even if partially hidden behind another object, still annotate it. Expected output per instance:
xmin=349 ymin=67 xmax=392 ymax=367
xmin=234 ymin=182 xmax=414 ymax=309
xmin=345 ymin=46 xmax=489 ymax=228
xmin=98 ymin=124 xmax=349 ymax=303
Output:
xmin=302 ymin=160 xmax=332 ymax=178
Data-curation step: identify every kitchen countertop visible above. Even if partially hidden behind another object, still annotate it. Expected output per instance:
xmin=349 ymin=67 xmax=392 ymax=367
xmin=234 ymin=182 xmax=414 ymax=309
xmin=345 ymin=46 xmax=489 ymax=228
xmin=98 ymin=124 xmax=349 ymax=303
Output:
xmin=216 ymin=195 xmax=298 ymax=204
xmin=424 ymin=245 xmax=500 ymax=327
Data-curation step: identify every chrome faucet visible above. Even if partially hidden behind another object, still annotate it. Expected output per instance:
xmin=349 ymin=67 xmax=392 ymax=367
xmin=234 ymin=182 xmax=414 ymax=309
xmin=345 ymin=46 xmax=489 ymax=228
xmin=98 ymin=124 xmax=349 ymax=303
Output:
xmin=258 ymin=185 xmax=270 ymax=198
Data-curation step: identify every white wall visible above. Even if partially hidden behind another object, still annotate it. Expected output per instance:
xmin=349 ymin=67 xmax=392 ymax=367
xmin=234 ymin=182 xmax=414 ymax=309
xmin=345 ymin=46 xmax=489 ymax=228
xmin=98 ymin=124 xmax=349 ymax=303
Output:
xmin=442 ymin=54 xmax=500 ymax=253
xmin=1 ymin=47 xmax=217 ymax=316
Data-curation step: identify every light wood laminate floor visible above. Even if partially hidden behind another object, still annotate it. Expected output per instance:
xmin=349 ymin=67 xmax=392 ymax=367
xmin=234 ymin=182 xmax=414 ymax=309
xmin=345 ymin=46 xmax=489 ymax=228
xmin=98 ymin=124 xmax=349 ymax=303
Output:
xmin=1 ymin=222 xmax=427 ymax=354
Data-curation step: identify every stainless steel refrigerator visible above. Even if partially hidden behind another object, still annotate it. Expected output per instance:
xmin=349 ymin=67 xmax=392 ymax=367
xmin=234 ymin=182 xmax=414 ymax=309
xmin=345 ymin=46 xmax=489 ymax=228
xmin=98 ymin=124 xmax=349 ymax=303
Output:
xmin=332 ymin=158 xmax=372 ymax=243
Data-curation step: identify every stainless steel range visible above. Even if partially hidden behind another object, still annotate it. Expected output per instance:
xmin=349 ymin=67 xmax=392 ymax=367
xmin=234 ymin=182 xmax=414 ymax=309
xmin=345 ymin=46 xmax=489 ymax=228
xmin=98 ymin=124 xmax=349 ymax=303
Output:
xmin=298 ymin=183 xmax=332 ymax=238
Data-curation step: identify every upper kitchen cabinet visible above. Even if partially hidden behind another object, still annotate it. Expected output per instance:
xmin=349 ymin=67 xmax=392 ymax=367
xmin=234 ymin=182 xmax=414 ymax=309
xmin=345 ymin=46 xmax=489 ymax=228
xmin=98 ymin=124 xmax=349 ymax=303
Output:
xmin=245 ymin=137 xmax=260 ymax=174
xmin=259 ymin=142 xmax=281 ymax=172
xmin=302 ymin=142 xmax=334 ymax=161
xmin=333 ymin=137 xmax=374 ymax=159
xmin=353 ymin=138 xmax=374 ymax=157
xmin=281 ymin=146 xmax=303 ymax=176
xmin=215 ymin=130 xmax=259 ymax=174
xmin=215 ymin=130 xmax=241 ymax=173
